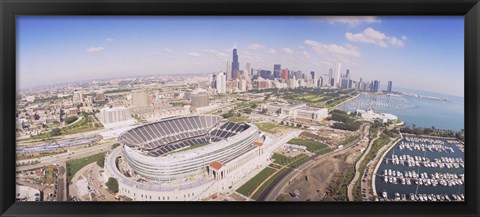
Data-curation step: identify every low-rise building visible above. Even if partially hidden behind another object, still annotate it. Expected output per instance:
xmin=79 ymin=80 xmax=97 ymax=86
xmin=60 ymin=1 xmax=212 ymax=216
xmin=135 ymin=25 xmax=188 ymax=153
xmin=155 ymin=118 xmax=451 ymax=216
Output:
xmin=266 ymin=103 xmax=328 ymax=122
xmin=356 ymin=109 xmax=398 ymax=123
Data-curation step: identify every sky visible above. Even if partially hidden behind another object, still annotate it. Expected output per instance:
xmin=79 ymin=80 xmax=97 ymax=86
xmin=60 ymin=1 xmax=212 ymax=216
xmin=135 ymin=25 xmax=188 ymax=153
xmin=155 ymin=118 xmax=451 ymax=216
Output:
xmin=17 ymin=16 xmax=464 ymax=97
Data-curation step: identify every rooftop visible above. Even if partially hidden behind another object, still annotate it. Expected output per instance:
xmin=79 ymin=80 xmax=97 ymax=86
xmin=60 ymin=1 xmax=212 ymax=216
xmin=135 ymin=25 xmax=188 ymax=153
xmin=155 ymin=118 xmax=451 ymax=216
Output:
xmin=209 ymin=161 xmax=223 ymax=170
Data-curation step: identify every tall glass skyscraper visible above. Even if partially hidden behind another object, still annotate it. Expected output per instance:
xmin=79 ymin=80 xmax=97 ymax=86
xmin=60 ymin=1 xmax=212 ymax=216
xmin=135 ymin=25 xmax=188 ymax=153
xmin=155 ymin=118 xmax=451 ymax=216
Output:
xmin=274 ymin=64 xmax=281 ymax=78
xmin=232 ymin=48 xmax=239 ymax=79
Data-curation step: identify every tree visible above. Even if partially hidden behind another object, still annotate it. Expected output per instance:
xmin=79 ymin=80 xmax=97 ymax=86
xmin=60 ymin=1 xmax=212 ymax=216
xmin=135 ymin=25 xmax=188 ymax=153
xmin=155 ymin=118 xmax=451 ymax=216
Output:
xmin=64 ymin=116 xmax=78 ymax=125
xmin=50 ymin=128 xmax=61 ymax=137
xmin=106 ymin=177 xmax=119 ymax=193
xmin=96 ymin=158 xmax=105 ymax=168
xmin=243 ymin=108 xmax=253 ymax=114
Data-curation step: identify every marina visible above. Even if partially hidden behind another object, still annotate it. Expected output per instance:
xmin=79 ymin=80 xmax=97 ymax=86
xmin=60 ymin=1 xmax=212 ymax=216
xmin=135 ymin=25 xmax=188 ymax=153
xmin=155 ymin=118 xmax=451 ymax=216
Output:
xmin=374 ymin=135 xmax=465 ymax=201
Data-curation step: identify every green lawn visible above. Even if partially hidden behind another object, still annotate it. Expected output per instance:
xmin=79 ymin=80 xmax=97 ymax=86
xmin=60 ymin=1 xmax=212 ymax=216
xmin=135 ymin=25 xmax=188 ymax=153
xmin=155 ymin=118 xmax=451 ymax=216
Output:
xmin=272 ymin=153 xmax=308 ymax=166
xmin=61 ymin=115 xmax=103 ymax=135
xmin=66 ymin=152 xmax=106 ymax=184
xmin=254 ymin=122 xmax=285 ymax=133
xmin=288 ymin=138 xmax=331 ymax=154
xmin=236 ymin=167 xmax=276 ymax=197
xmin=228 ymin=116 xmax=250 ymax=123
xmin=251 ymin=168 xmax=287 ymax=200
xmin=24 ymin=115 xmax=102 ymax=141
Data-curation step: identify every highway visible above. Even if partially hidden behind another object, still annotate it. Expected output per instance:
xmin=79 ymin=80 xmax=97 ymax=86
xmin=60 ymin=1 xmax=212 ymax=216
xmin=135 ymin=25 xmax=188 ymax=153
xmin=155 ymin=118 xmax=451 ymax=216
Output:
xmin=17 ymin=141 xmax=116 ymax=172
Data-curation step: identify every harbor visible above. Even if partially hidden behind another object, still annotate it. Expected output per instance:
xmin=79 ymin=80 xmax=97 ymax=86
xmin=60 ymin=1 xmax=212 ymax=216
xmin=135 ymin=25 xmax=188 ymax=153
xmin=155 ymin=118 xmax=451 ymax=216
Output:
xmin=374 ymin=135 xmax=464 ymax=201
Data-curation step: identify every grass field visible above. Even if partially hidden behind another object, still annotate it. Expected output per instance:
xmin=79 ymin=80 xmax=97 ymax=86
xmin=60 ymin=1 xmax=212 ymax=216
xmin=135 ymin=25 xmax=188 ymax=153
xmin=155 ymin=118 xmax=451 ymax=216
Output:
xmin=246 ymin=153 xmax=310 ymax=199
xmin=288 ymin=138 xmax=331 ymax=154
xmin=272 ymin=153 xmax=308 ymax=166
xmin=251 ymin=168 xmax=287 ymax=200
xmin=254 ymin=122 xmax=285 ymax=133
xmin=23 ymin=115 xmax=102 ymax=142
xmin=66 ymin=152 xmax=106 ymax=184
xmin=61 ymin=115 xmax=103 ymax=136
xmin=236 ymin=167 xmax=276 ymax=197
xmin=228 ymin=116 xmax=250 ymax=123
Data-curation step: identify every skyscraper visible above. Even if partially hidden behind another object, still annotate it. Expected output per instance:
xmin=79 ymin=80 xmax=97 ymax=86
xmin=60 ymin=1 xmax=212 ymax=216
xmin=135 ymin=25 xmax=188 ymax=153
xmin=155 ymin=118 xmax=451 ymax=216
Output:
xmin=373 ymin=80 xmax=380 ymax=92
xmin=232 ymin=48 xmax=240 ymax=80
xmin=274 ymin=64 xmax=281 ymax=78
xmin=246 ymin=63 xmax=252 ymax=76
xmin=346 ymin=69 xmax=350 ymax=79
xmin=328 ymin=68 xmax=334 ymax=87
xmin=216 ymin=72 xmax=226 ymax=94
xmin=310 ymin=71 xmax=316 ymax=80
xmin=226 ymin=61 xmax=232 ymax=81
xmin=281 ymin=68 xmax=289 ymax=81
xmin=387 ymin=81 xmax=393 ymax=92
xmin=335 ymin=63 xmax=342 ymax=87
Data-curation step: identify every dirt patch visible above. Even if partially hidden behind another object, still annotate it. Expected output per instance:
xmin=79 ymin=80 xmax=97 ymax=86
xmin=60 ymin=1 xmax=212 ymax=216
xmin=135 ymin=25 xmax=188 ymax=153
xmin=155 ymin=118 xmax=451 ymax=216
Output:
xmin=279 ymin=145 xmax=366 ymax=201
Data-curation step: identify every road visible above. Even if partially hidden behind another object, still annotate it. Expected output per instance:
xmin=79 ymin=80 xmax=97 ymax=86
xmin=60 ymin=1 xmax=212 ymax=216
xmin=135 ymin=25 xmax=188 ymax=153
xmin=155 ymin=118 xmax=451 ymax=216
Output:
xmin=17 ymin=141 xmax=116 ymax=171
xmin=347 ymin=129 xmax=380 ymax=201
xmin=260 ymin=124 xmax=370 ymax=201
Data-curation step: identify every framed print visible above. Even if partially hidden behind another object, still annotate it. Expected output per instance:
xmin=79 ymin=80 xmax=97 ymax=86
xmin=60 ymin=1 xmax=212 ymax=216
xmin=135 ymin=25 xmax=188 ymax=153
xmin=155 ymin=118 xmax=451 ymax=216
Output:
xmin=1 ymin=0 xmax=479 ymax=217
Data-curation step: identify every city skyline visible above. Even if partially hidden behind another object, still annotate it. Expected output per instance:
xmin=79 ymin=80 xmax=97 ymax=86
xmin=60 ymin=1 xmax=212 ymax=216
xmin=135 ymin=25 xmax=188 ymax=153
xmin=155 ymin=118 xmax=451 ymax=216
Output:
xmin=17 ymin=16 xmax=464 ymax=97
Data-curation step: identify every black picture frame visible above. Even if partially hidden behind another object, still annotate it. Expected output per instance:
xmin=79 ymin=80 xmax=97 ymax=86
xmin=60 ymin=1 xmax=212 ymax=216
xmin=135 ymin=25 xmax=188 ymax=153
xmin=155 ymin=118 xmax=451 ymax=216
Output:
xmin=1 ymin=0 xmax=479 ymax=217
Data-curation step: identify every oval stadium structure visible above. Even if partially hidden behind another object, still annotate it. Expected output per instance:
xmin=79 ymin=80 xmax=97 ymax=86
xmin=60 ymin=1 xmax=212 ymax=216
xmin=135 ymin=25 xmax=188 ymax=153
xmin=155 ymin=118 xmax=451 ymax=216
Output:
xmin=104 ymin=115 xmax=277 ymax=201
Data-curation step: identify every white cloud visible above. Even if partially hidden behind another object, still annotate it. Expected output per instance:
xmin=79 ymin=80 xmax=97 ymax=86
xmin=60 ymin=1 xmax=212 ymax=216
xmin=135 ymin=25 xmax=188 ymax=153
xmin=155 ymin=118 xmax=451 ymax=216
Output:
xmin=322 ymin=16 xmax=381 ymax=27
xmin=105 ymin=38 xmax=115 ymax=42
xmin=216 ymin=52 xmax=228 ymax=58
xmin=86 ymin=47 xmax=105 ymax=53
xmin=248 ymin=43 xmax=265 ymax=50
xmin=345 ymin=28 xmax=406 ymax=48
xmin=303 ymin=51 xmax=311 ymax=59
xmin=202 ymin=49 xmax=217 ymax=54
xmin=389 ymin=36 xmax=406 ymax=47
xmin=164 ymin=48 xmax=174 ymax=53
xmin=188 ymin=52 xmax=200 ymax=57
xmin=303 ymin=40 xmax=361 ymax=57
xmin=281 ymin=48 xmax=294 ymax=55
xmin=268 ymin=48 xmax=277 ymax=54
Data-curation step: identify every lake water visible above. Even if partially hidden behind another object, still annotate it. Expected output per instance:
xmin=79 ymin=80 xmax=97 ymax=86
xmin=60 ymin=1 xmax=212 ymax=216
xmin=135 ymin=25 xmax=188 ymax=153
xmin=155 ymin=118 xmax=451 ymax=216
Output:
xmin=338 ymin=88 xmax=464 ymax=131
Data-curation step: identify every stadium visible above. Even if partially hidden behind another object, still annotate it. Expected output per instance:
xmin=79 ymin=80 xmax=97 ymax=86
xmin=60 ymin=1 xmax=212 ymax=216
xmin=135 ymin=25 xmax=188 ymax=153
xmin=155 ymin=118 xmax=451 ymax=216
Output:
xmin=104 ymin=115 xmax=275 ymax=201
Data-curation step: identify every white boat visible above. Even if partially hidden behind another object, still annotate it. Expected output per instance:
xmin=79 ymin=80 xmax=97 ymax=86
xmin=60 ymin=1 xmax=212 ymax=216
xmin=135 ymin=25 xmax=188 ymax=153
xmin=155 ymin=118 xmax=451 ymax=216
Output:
xmin=409 ymin=193 xmax=415 ymax=201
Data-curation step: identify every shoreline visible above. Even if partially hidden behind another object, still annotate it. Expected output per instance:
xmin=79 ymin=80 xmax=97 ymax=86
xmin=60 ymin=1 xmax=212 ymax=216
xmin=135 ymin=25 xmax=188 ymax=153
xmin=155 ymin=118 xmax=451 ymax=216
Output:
xmin=371 ymin=134 xmax=403 ymax=200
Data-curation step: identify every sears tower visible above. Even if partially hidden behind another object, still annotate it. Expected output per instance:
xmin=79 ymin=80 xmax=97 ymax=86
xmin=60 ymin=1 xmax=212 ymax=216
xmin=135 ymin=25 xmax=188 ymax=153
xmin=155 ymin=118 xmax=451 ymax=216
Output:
xmin=232 ymin=48 xmax=240 ymax=80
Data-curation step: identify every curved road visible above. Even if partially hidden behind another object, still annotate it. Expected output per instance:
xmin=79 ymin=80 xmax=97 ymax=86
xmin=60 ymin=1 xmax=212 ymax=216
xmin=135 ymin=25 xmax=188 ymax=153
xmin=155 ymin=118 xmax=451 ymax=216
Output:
xmin=346 ymin=129 xmax=380 ymax=201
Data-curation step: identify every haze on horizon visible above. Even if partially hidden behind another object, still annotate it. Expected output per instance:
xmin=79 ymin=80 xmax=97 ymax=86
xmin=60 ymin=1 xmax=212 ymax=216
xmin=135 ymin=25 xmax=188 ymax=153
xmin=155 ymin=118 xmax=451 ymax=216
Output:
xmin=17 ymin=16 xmax=464 ymax=97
